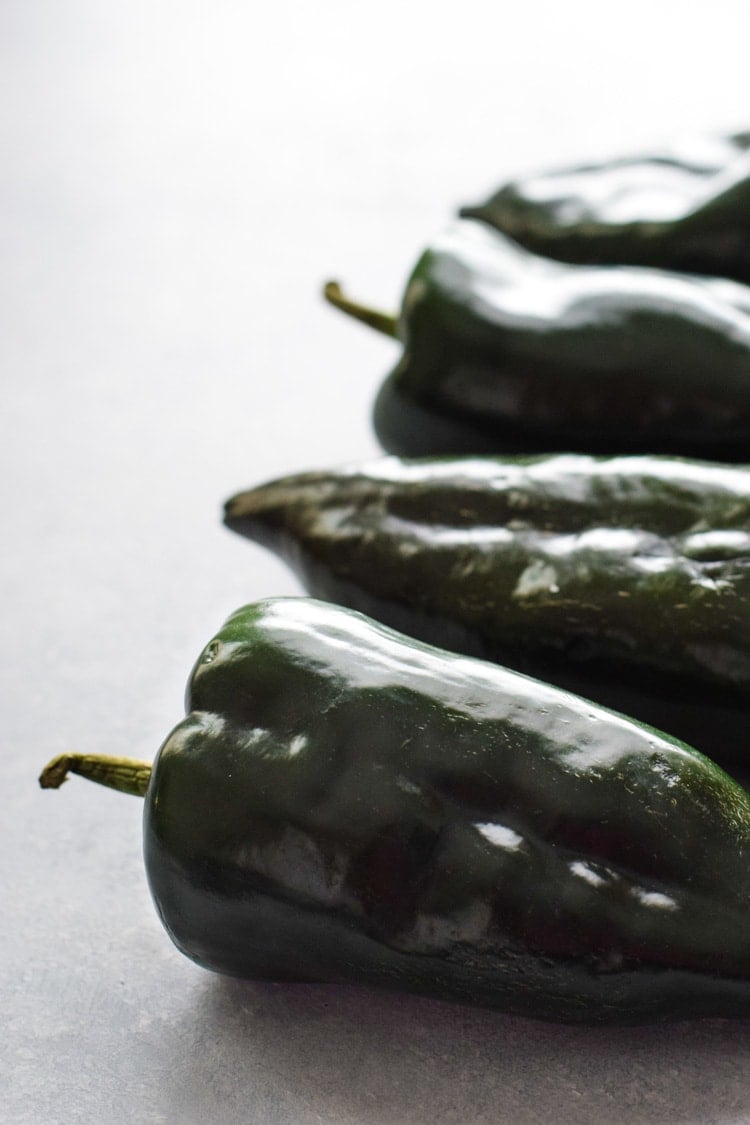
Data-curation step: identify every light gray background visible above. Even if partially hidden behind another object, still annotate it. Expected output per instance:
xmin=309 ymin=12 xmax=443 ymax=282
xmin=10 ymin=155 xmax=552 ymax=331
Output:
xmin=4 ymin=3 xmax=750 ymax=1122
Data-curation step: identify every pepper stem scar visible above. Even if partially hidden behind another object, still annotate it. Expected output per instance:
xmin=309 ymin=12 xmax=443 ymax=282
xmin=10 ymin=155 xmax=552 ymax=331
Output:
xmin=39 ymin=753 xmax=152 ymax=798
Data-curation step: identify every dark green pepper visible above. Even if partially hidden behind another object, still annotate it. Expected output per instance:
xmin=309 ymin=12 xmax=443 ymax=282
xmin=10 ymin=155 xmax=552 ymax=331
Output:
xmin=461 ymin=130 xmax=750 ymax=282
xmin=224 ymin=454 xmax=750 ymax=770
xmin=325 ymin=219 xmax=750 ymax=460
xmin=40 ymin=598 xmax=750 ymax=1024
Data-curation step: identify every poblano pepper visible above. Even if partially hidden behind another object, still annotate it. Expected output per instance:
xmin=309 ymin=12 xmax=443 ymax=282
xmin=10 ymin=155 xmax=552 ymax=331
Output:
xmin=38 ymin=598 xmax=750 ymax=1024
xmin=460 ymin=130 xmax=750 ymax=282
xmin=325 ymin=219 xmax=750 ymax=460
xmin=224 ymin=455 xmax=750 ymax=770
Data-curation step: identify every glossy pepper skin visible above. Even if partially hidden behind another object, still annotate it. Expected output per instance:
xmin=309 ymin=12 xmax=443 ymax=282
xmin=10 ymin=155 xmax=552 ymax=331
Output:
xmin=224 ymin=455 xmax=750 ymax=769
xmin=144 ymin=598 xmax=750 ymax=1024
xmin=372 ymin=219 xmax=750 ymax=460
xmin=461 ymin=130 xmax=750 ymax=282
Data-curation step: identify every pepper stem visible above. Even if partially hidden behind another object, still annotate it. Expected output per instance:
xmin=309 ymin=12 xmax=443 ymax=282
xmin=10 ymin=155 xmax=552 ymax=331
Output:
xmin=39 ymin=753 xmax=152 ymax=798
xmin=323 ymin=280 xmax=399 ymax=339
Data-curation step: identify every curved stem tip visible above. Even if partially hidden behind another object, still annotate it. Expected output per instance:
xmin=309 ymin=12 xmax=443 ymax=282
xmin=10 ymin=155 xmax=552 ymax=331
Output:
xmin=323 ymin=280 xmax=399 ymax=339
xmin=39 ymin=753 xmax=152 ymax=798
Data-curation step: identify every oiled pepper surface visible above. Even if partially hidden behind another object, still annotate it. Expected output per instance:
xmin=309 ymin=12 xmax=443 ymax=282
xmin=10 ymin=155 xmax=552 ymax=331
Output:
xmin=145 ymin=598 xmax=750 ymax=1023
xmin=372 ymin=220 xmax=750 ymax=460
xmin=224 ymin=455 xmax=750 ymax=768
xmin=461 ymin=130 xmax=750 ymax=282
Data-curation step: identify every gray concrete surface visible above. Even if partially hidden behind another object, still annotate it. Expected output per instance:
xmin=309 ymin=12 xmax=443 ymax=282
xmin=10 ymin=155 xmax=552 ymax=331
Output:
xmin=4 ymin=3 xmax=750 ymax=1121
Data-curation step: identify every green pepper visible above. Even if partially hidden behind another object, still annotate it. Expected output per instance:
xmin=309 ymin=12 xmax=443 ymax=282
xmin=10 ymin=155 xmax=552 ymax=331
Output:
xmin=325 ymin=219 xmax=750 ymax=459
xmin=224 ymin=455 xmax=750 ymax=770
xmin=461 ymin=130 xmax=750 ymax=282
xmin=40 ymin=598 xmax=750 ymax=1024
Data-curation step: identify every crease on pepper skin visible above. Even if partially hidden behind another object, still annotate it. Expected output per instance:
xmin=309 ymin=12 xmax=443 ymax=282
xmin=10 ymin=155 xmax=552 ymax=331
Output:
xmin=39 ymin=597 xmax=750 ymax=1025
xmin=223 ymin=454 xmax=750 ymax=770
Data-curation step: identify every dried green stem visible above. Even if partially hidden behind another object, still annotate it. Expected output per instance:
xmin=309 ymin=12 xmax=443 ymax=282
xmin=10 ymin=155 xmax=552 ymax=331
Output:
xmin=323 ymin=280 xmax=399 ymax=339
xmin=39 ymin=753 xmax=152 ymax=798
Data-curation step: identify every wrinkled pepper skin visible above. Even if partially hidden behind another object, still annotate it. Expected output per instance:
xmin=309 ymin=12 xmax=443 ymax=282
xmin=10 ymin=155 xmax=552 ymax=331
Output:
xmin=224 ymin=455 xmax=750 ymax=769
xmin=461 ymin=130 xmax=750 ymax=283
xmin=144 ymin=598 xmax=750 ymax=1024
xmin=373 ymin=220 xmax=750 ymax=460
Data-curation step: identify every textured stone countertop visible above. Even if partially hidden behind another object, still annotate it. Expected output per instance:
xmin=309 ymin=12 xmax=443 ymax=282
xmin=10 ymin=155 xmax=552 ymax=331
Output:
xmin=4 ymin=3 xmax=750 ymax=1121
